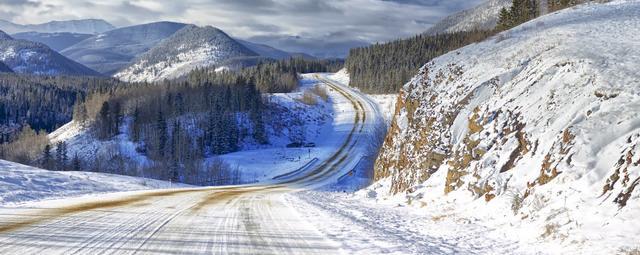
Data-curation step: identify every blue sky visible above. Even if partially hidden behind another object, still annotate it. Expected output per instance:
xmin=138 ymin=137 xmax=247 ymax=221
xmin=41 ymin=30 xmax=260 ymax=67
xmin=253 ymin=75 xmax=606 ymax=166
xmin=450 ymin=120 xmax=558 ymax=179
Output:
xmin=0 ymin=0 xmax=485 ymax=57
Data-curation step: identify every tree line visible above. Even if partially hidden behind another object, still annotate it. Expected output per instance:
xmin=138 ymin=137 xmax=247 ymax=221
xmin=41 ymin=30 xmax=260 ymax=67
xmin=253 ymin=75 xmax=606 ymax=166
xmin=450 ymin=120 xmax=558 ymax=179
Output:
xmin=345 ymin=0 xmax=599 ymax=94
xmin=497 ymin=0 xmax=596 ymax=31
xmin=189 ymin=57 xmax=343 ymax=93
xmin=345 ymin=30 xmax=496 ymax=94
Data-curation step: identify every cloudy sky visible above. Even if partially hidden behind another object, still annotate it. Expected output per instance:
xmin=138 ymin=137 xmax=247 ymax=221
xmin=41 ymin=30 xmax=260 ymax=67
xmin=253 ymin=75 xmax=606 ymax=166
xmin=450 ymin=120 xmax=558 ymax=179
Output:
xmin=0 ymin=0 xmax=485 ymax=57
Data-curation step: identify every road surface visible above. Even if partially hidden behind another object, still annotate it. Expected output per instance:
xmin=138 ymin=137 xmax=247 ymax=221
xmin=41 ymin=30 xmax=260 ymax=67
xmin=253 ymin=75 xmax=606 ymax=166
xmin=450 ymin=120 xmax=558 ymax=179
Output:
xmin=0 ymin=74 xmax=382 ymax=254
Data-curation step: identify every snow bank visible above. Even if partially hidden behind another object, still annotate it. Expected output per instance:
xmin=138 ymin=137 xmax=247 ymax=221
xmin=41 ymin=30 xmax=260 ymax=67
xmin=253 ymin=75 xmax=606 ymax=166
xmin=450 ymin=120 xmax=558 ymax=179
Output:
xmin=0 ymin=160 xmax=189 ymax=206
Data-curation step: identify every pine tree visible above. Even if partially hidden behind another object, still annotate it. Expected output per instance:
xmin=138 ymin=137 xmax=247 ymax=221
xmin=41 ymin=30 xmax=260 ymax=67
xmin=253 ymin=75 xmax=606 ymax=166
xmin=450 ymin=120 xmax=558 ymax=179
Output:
xmin=42 ymin=144 xmax=53 ymax=169
xmin=497 ymin=7 xmax=512 ymax=31
xmin=131 ymin=105 xmax=141 ymax=142
xmin=55 ymin=141 xmax=67 ymax=170
xmin=98 ymin=101 xmax=110 ymax=139
xmin=171 ymin=120 xmax=181 ymax=161
xmin=156 ymin=109 xmax=167 ymax=158
xmin=72 ymin=153 xmax=81 ymax=171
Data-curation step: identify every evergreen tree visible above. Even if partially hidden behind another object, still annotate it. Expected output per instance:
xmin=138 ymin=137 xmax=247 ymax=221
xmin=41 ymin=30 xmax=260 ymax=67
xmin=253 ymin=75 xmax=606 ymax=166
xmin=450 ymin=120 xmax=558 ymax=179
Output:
xmin=98 ymin=101 xmax=111 ymax=139
xmin=42 ymin=144 xmax=53 ymax=169
xmin=156 ymin=109 xmax=167 ymax=158
xmin=55 ymin=141 xmax=67 ymax=170
xmin=131 ymin=105 xmax=141 ymax=142
xmin=72 ymin=153 xmax=81 ymax=171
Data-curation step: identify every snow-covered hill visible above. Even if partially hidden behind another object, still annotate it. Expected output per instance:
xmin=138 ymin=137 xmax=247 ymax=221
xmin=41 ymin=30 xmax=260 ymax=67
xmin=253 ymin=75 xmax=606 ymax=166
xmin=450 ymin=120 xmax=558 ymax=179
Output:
xmin=374 ymin=1 xmax=640 ymax=253
xmin=12 ymin=32 xmax=92 ymax=51
xmin=0 ymin=19 xmax=114 ymax=34
xmin=114 ymin=25 xmax=259 ymax=83
xmin=425 ymin=0 xmax=511 ymax=35
xmin=0 ymin=160 xmax=189 ymax=206
xmin=0 ymin=30 xmax=101 ymax=76
xmin=62 ymin=21 xmax=188 ymax=75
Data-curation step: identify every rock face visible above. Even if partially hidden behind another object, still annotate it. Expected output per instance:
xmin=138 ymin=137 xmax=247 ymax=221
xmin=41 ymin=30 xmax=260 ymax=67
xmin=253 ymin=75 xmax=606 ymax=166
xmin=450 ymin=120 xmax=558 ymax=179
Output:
xmin=375 ymin=0 xmax=640 ymax=212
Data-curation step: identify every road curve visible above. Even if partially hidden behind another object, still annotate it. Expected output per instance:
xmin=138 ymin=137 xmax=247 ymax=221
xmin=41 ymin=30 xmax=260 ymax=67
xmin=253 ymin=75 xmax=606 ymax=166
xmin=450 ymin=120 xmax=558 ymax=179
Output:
xmin=0 ymin=74 xmax=381 ymax=254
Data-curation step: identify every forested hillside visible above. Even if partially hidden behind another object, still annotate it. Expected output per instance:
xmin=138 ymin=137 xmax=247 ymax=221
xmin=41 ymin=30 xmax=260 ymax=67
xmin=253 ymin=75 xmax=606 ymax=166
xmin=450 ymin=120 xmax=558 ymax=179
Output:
xmin=345 ymin=30 xmax=495 ymax=94
xmin=0 ymin=56 xmax=339 ymax=184
xmin=0 ymin=74 xmax=125 ymax=139
xmin=190 ymin=57 xmax=342 ymax=93
xmin=0 ymin=73 xmax=128 ymax=164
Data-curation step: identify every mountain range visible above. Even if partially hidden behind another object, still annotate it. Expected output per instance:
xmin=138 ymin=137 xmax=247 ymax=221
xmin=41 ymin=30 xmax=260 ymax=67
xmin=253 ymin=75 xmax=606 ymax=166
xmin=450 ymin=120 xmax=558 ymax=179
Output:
xmin=1 ymin=18 xmax=318 ymax=79
xmin=0 ymin=30 xmax=100 ymax=76
xmin=60 ymin=21 xmax=188 ymax=75
xmin=114 ymin=25 xmax=259 ymax=82
xmin=0 ymin=19 xmax=114 ymax=34
xmin=12 ymin=32 xmax=92 ymax=51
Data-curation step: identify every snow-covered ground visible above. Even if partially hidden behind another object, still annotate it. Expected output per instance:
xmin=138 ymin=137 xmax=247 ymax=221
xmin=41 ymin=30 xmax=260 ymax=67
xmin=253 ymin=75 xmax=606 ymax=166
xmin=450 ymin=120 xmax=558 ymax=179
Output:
xmin=0 ymin=160 xmax=189 ymax=206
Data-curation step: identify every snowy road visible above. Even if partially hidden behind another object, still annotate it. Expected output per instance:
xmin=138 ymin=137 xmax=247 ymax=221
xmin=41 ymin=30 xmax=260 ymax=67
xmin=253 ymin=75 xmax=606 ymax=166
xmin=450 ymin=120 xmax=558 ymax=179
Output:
xmin=0 ymin=74 xmax=382 ymax=254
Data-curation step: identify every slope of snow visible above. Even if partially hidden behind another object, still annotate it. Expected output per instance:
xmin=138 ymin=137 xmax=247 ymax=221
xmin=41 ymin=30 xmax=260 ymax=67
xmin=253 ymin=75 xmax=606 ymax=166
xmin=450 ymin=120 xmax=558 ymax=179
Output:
xmin=374 ymin=1 xmax=640 ymax=254
xmin=0 ymin=160 xmax=189 ymax=206
xmin=114 ymin=25 xmax=257 ymax=83
xmin=425 ymin=0 xmax=511 ymax=35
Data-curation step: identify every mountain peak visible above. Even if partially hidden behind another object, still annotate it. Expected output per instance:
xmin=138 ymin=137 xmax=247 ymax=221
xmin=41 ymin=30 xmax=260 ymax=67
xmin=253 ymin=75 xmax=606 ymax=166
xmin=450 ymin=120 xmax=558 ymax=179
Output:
xmin=114 ymin=25 xmax=258 ymax=82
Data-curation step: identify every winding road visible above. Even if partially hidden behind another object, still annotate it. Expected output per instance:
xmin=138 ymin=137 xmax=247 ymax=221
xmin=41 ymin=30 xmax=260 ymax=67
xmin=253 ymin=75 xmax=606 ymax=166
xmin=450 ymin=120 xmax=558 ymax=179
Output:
xmin=0 ymin=74 xmax=383 ymax=254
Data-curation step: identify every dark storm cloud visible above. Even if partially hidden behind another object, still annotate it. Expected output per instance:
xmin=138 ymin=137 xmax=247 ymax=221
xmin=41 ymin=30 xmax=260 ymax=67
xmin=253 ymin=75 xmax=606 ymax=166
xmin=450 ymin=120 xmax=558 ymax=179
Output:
xmin=0 ymin=0 xmax=488 ymax=58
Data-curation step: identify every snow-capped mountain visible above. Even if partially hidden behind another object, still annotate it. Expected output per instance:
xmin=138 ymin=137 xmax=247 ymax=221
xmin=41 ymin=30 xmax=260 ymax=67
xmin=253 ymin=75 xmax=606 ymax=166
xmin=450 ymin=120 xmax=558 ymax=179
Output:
xmin=425 ymin=0 xmax=511 ymax=35
xmin=61 ymin=21 xmax=188 ymax=75
xmin=0 ymin=61 xmax=12 ymax=73
xmin=0 ymin=30 xmax=100 ymax=76
xmin=12 ymin=32 xmax=92 ymax=51
xmin=374 ymin=1 xmax=639 ymax=253
xmin=114 ymin=25 xmax=259 ymax=83
xmin=0 ymin=19 xmax=114 ymax=35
